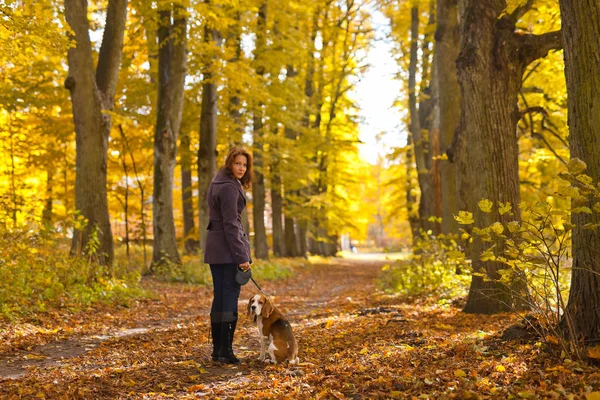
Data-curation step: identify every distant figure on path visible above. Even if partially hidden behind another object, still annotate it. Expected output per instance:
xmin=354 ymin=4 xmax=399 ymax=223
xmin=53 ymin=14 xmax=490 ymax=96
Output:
xmin=204 ymin=147 xmax=253 ymax=364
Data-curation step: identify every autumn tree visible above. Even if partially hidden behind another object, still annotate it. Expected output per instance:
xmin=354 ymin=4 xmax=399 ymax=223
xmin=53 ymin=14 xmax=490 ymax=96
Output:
xmin=451 ymin=0 xmax=562 ymax=313
xmin=197 ymin=2 xmax=222 ymax=252
xmin=151 ymin=1 xmax=187 ymax=267
xmin=64 ymin=0 xmax=128 ymax=264
xmin=251 ymin=0 xmax=269 ymax=260
xmin=559 ymin=0 xmax=600 ymax=342
xmin=407 ymin=2 xmax=440 ymax=236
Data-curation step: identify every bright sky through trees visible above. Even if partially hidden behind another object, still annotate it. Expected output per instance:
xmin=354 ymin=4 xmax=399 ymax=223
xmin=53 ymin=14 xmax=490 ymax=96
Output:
xmin=355 ymin=10 xmax=405 ymax=165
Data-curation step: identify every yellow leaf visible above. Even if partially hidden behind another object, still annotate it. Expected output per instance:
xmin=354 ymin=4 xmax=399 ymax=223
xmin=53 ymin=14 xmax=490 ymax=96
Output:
xmin=495 ymin=365 xmax=505 ymax=372
xmin=454 ymin=211 xmax=474 ymax=225
xmin=480 ymin=250 xmax=496 ymax=262
xmin=359 ymin=347 xmax=368 ymax=355
xmin=490 ymin=222 xmax=504 ymax=235
xmin=498 ymin=201 xmax=513 ymax=215
xmin=567 ymin=157 xmax=587 ymax=175
xmin=35 ymin=393 xmax=45 ymax=399
xmin=454 ymin=369 xmax=466 ymax=378
xmin=24 ymin=354 xmax=46 ymax=360
xmin=518 ymin=391 xmax=536 ymax=399
xmin=325 ymin=318 xmax=334 ymax=329
xmin=478 ymin=199 xmax=493 ymax=213
xmin=572 ymin=206 xmax=593 ymax=214
xmin=587 ymin=345 xmax=600 ymax=359
xmin=546 ymin=335 xmax=560 ymax=345
xmin=586 ymin=392 xmax=600 ymax=400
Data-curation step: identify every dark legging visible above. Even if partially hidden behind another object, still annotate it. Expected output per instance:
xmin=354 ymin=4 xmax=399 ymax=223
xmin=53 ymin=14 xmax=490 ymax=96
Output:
xmin=210 ymin=263 xmax=241 ymax=323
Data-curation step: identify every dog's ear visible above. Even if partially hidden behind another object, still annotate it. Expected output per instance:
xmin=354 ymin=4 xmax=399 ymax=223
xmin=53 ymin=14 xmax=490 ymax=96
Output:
xmin=263 ymin=298 xmax=274 ymax=319
xmin=247 ymin=295 xmax=254 ymax=318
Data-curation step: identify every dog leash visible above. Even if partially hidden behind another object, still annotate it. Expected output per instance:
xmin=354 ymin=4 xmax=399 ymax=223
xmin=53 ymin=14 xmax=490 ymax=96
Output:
xmin=250 ymin=276 xmax=271 ymax=299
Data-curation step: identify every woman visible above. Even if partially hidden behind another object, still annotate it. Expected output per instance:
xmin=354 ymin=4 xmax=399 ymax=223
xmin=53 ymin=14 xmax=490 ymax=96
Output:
xmin=204 ymin=147 xmax=253 ymax=364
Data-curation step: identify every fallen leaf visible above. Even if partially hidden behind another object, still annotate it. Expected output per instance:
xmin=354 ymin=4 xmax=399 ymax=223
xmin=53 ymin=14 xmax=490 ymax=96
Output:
xmin=454 ymin=369 xmax=466 ymax=378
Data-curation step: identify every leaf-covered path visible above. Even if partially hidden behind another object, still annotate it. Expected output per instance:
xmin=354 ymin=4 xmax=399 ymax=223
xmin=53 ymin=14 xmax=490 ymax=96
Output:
xmin=1 ymin=259 xmax=599 ymax=399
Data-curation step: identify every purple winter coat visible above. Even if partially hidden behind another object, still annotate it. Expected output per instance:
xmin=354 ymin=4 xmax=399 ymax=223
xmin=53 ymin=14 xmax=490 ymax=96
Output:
xmin=203 ymin=168 xmax=252 ymax=265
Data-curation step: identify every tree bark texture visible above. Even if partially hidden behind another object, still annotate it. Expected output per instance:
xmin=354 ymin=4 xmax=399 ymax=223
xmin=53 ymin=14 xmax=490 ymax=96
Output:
xmin=559 ymin=0 xmax=600 ymax=343
xmin=198 ymin=23 xmax=220 ymax=252
xmin=152 ymin=4 xmax=187 ymax=266
xmin=64 ymin=0 xmax=127 ymax=265
xmin=456 ymin=0 xmax=561 ymax=313
xmin=436 ymin=0 xmax=461 ymax=235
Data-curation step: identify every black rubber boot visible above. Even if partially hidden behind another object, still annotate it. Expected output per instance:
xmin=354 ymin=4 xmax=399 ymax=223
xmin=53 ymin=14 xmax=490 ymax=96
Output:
xmin=210 ymin=322 xmax=221 ymax=361
xmin=217 ymin=320 xmax=240 ymax=364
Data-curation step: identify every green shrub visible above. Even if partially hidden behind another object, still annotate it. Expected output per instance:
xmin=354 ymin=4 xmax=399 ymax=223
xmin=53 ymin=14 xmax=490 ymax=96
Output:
xmin=0 ymin=224 xmax=145 ymax=320
xmin=378 ymin=232 xmax=470 ymax=299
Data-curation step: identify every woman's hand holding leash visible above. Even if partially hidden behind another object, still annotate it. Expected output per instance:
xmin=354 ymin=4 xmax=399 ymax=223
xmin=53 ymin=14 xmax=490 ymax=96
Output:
xmin=239 ymin=261 xmax=251 ymax=272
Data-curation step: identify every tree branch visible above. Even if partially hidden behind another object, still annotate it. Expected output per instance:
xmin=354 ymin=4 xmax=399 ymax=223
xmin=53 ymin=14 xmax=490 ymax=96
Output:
xmin=518 ymin=30 xmax=563 ymax=66
xmin=95 ymin=0 xmax=128 ymax=104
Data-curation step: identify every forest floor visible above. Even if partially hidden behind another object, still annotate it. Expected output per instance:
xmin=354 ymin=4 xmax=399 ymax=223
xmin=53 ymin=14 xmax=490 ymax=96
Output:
xmin=1 ymin=258 xmax=599 ymax=399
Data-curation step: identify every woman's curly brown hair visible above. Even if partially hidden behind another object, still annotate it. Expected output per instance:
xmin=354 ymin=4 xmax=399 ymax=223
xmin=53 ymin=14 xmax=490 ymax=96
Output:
xmin=223 ymin=147 xmax=253 ymax=189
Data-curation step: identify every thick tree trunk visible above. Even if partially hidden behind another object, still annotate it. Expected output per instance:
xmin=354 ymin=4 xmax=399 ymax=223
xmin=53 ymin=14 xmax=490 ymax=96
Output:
xmin=436 ymin=0 xmax=461 ymax=235
xmin=64 ymin=0 xmax=127 ymax=265
xmin=152 ymin=4 xmax=187 ymax=267
xmin=251 ymin=1 xmax=269 ymax=260
xmin=180 ymin=129 xmax=198 ymax=254
xmin=560 ymin=0 xmax=600 ymax=343
xmin=198 ymin=23 xmax=220 ymax=252
xmin=456 ymin=0 xmax=561 ymax=313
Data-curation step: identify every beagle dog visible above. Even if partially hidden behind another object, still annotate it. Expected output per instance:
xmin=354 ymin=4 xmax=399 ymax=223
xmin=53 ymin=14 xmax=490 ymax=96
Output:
xmin=247 ymin=294 xmax=299 ymax=364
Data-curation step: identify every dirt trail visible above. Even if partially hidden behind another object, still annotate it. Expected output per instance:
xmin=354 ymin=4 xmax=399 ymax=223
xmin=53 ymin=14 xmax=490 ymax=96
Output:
xmin=0 ymin=259 xmax=388 ymax=397
xmin=1 ymin=259 xmax=592 ymax=399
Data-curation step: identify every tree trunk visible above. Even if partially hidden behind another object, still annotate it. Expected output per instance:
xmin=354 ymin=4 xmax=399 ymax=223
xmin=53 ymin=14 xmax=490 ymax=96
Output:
xmin=408 ymin=6 xmax=437 ymax=235
xmin=64 ymin=0 xmax=128 ymax=265
xmin=226 ymin=11 xmax=244 ymax=144
xmin=429 ymin=58 xmax=443 ymax=228
xmin=270 ymin=141 xmax=285 ymax=256
xmin=198 ymin=22 xmax=220 ymax=252
xmin=252 ymin=1 xmax=269 ymax=260
xmin=436 ymin=0 xmax=461 ymax=235
xmin=118 ymin=124 xmax=148 ymax=268
xmin=455 ymin=0 xmax=561 ymax=313
xmin=42 ymin=165 xmax=54 ymax=225
xmin=181 ymin=129 xmax=198 ymax=254
xmin=151 ymin=3 xmax=187 ymax=267
xmin=406 ymin=133 xmax=420 ymax=243
xmin=560 ymin=0 xmax=600 ymax=343
xmin=284 ymin=216 xmax=298 ymax=257
xmin=118 ymin=138 xmax=130 ymax=259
